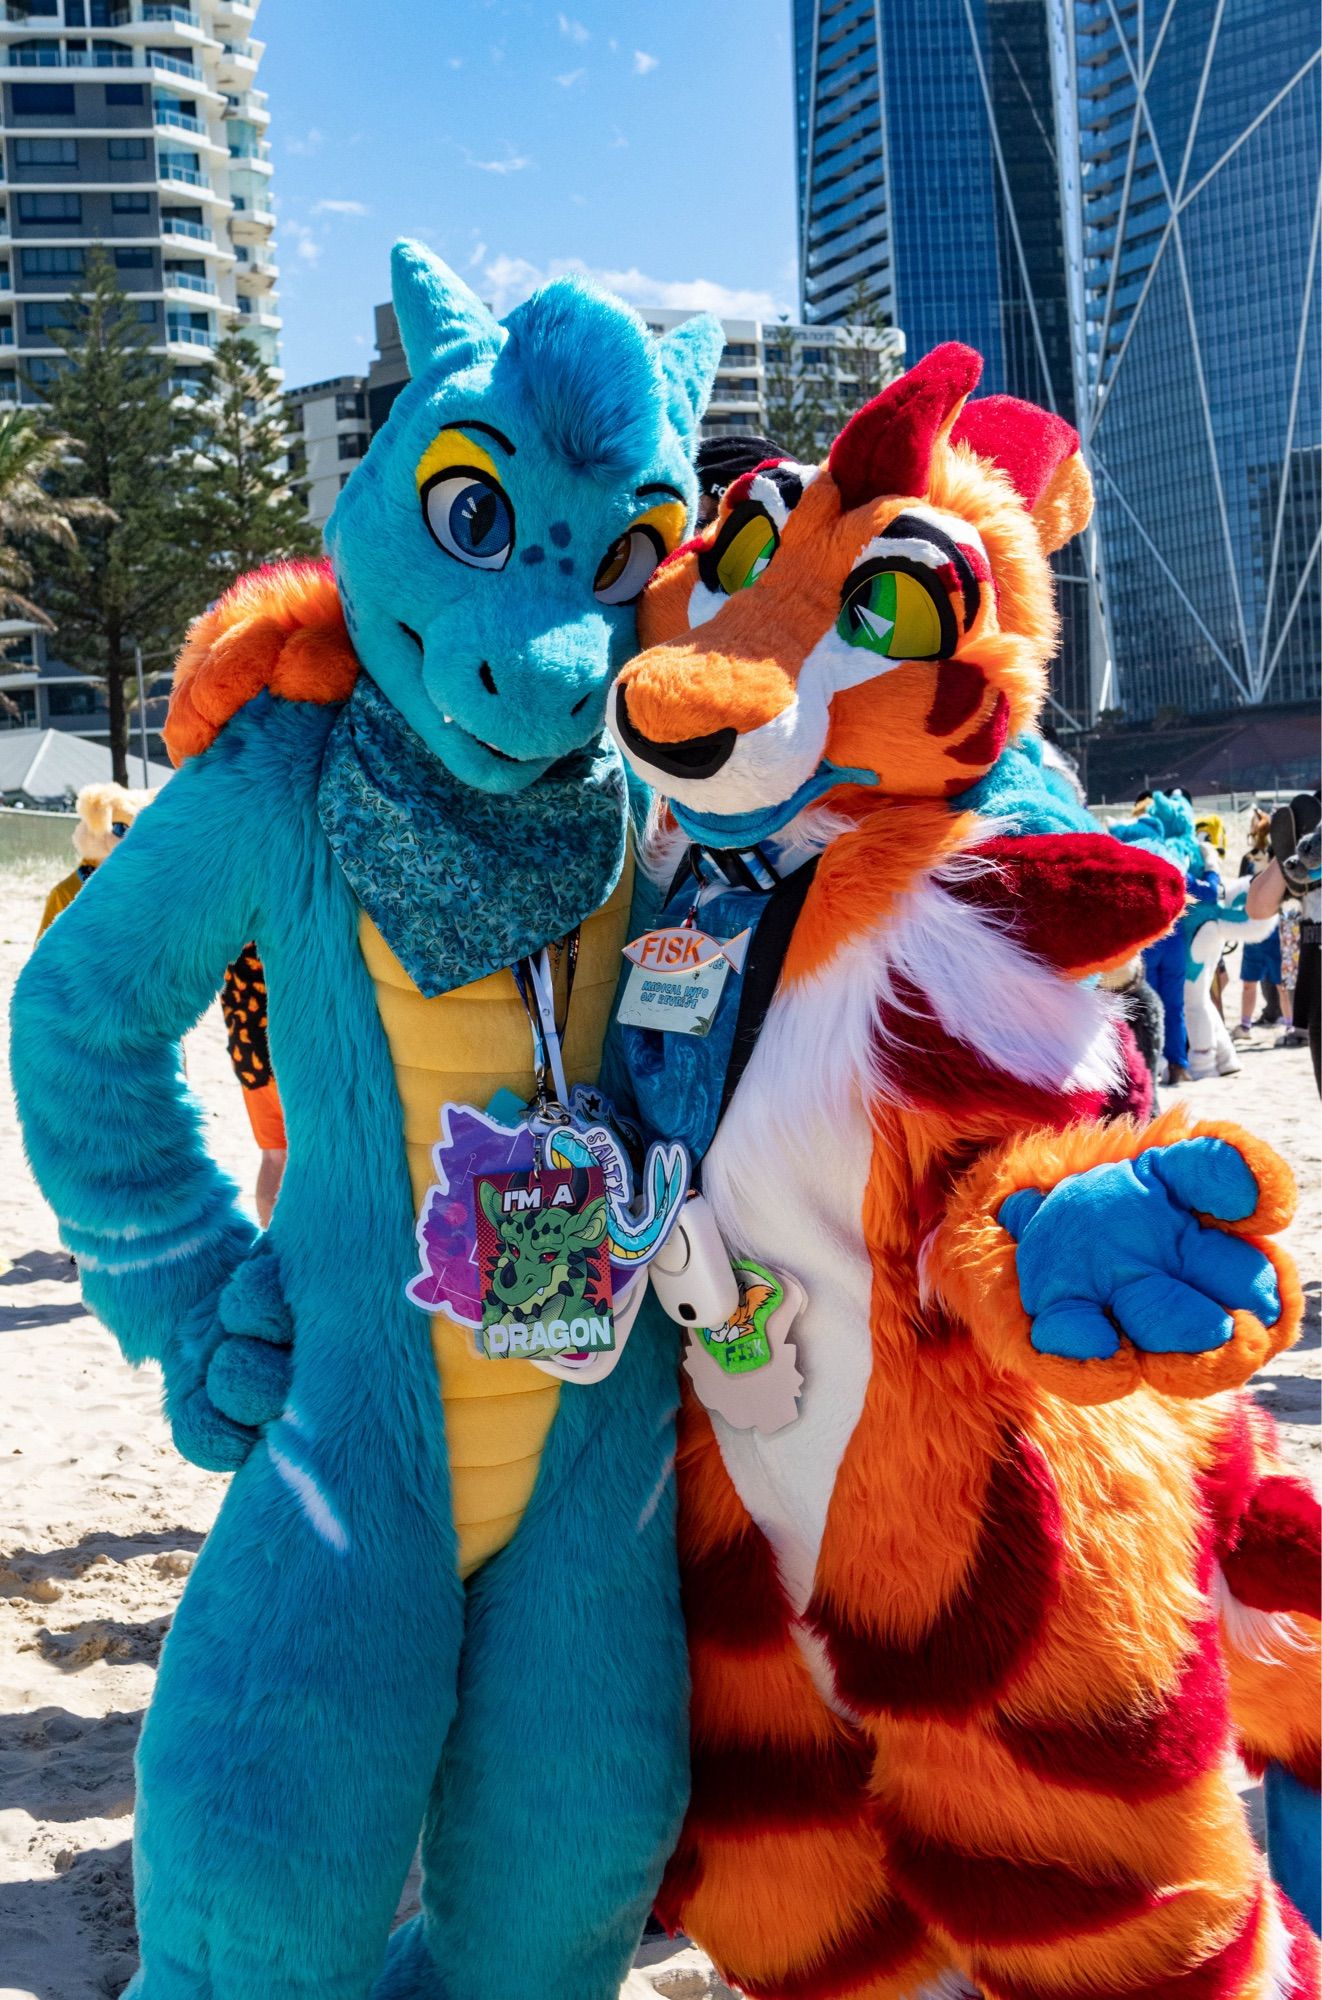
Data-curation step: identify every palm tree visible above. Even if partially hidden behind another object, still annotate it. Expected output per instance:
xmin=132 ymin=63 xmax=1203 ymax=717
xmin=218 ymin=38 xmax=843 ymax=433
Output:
xmin=0 ymin=403 xmax=108 ymax=634
xmin=0 ymin=403 xmax=111 ymax=721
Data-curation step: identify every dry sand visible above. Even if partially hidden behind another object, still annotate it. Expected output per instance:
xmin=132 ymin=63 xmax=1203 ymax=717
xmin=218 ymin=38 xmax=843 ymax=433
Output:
xmin=2 ymin=864 xmax=1317 ymax=2000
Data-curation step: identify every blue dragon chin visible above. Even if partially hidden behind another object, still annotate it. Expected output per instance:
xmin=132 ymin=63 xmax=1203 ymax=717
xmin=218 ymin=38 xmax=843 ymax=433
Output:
xmin=325 ymin=241 xmax=725 ymax=795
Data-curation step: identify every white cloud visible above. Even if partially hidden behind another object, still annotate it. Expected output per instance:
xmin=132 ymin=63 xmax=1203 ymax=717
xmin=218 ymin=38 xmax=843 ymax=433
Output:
xmin=314 ymin=198 xmax=369 ymax=217
xmin=479 ymin=251 xmax=787 ymax=322
xmin=609 ymin=125 xmax=629 ymax=149
xmin=467 ymin=236 xmax=488 ymax=268
xmin=464 ymin=148 xmax=533 ymax=175
xmin=447 ymin=55 xmax=463 ymax=69
xmin=632 ymin=49 xmax=658 ymax=74
xmin=553 ymin=67 xmax=586 ymax=87
xmin=558 ymin=12 xmax=590 ymax=42
xmin=286 ymin=127 xmax=322 ymax=157
xmin=283 ymin=221 xmax=322 ymax=266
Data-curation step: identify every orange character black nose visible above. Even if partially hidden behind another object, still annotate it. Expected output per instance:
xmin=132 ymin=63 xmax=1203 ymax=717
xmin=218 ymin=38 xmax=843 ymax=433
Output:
xmin=614 ymin=687 xmax=737 ymax=780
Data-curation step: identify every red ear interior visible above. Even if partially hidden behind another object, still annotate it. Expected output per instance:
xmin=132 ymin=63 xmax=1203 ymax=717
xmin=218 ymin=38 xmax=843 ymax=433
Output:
xmin=950 ymin=397 xmax=1080 ymax=509
xmin=828 ymin=343 xmax=983 ymax=509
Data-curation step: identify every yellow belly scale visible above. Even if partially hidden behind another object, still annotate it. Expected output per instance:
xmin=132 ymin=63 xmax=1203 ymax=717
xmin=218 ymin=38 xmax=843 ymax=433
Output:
xmin=360 ymin=852 xmax=633 ymax=1578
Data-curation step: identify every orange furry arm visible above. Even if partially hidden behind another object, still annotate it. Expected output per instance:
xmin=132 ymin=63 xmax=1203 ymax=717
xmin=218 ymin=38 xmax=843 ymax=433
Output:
xmin=932 ymin=1106 xmax=1301 ymax=1406
xmin=166 ymin=560 xmax=359 ymax=765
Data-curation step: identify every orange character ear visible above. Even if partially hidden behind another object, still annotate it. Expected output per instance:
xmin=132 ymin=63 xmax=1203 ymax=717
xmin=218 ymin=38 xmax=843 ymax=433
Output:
xmin=1030 ymin=451 xmax=1093 ymax=553
xmin=949 ymin=395 xmax=1092 ymax=551
xmin=829 ymin=343 xmax=983 ymax=506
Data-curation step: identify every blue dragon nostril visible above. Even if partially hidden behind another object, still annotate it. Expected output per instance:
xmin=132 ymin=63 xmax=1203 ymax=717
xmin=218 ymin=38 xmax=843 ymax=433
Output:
xmin=479 ymin=662 xmax=498 ymax=696
xmin=398 ymin=621 xmax=424 ymax=652
xmin=570 ymin=692 xmax=592 ymax=716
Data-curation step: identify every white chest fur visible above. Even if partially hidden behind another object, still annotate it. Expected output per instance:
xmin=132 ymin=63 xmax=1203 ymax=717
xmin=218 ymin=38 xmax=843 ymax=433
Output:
xmin=694 ymin=840 xmax=1120 ymax=1619
xmin=701 ymin=969 xmax=876 ymax=1617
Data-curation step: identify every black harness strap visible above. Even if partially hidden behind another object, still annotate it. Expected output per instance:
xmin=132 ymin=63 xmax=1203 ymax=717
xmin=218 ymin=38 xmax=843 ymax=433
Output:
xmin=717 ymin=853 xmax=819 ymax=1124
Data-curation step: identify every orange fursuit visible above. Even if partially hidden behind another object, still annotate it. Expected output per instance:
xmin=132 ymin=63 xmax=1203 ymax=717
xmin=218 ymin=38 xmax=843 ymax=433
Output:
xmin=620 ymin=349 xmax=1320 ymax=1999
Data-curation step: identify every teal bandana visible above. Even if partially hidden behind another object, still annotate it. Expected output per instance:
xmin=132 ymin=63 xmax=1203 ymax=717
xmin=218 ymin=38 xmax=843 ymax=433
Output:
xmin=317 ymin=675 xmax=629 ymax=998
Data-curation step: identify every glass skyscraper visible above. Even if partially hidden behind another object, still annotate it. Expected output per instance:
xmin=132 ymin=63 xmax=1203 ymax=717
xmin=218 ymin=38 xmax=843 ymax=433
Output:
xmin=793 ymin=0 xmax=1102 ymax=725
xmin=1075 ymin=0 xmax=1319 ymax=717
xmin=793 ymin=0 xmax=1321 ymax=724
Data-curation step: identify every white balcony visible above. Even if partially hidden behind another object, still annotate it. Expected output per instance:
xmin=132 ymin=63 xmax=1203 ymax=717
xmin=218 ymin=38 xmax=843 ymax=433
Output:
xmin=227 ymin=196 xmax=273 ymax=237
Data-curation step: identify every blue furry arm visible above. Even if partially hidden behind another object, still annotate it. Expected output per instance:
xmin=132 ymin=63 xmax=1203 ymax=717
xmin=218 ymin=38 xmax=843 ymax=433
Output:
xmin=10 ymin=743 xmax=263 ymax=1384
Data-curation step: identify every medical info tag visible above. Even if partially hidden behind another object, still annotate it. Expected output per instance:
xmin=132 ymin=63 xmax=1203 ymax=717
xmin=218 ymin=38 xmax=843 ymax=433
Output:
xmin=684 ymin=1259 xmax=805 ymax=1436
xmin=473 ymin=1164 xmax=614 ymax=1362
xmin=616 ymin=925 xmax=750 ymax=1038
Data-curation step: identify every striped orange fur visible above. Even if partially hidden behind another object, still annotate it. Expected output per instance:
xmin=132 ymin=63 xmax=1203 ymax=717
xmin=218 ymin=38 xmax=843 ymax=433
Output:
xmin=629 ymin=359 xmax=1317 ymax=1997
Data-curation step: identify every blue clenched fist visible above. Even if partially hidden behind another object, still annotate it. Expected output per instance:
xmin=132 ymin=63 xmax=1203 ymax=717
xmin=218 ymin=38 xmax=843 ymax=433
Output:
xmin=998 ymin=1138 xmax=1280 ymax=1361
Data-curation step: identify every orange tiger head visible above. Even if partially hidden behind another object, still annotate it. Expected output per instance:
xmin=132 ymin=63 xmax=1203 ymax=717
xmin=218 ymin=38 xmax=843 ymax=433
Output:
xmin=609 ymin=344 xmax=1092 ymax=845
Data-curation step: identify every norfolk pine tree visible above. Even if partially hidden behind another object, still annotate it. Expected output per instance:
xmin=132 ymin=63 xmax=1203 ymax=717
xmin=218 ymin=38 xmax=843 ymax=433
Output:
xmin=30 ymin=247 xmax=205 ymax=784
xmin=188 ymin=332 xmax=318 ymax=601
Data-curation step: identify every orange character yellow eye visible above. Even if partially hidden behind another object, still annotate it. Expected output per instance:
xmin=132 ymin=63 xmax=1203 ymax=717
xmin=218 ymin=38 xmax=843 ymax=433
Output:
xmin=698 ymin=501 xmax=780 ymax=599
xmin=836 ymin=561 xmax=956 ymax=661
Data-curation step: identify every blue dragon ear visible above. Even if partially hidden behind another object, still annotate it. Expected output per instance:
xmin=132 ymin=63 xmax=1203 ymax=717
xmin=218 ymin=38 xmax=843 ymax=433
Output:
xmin=656 ymin=313 xmax=724 ymax=448
xmin=390 ymin=239 xmax=499 ymax=377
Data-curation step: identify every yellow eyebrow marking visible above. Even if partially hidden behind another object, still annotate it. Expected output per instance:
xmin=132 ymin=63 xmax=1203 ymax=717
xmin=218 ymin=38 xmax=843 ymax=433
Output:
xmin=633 ymin=499 xmax=687 ymax=552
xmin=415 ymin=427 xmax=503 ymax=492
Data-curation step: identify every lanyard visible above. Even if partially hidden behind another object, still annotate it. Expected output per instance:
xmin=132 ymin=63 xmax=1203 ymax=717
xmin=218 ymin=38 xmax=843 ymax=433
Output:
xmin=512 ymin=928 xmax=580 ymax=1113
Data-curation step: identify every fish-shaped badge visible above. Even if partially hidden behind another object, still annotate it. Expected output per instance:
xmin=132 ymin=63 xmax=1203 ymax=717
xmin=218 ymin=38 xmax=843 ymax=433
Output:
xmin=622 ymin=926 xmax=752 ymax=975
xmin=616 ymin=925 xmax=751 ymax=1038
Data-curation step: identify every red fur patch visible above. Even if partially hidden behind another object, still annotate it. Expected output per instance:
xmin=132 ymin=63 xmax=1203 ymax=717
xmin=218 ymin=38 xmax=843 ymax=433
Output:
xmin=882 ymin=1815 xmax=1162 ymax=1946
xmin=681 ymin=1520 xmax=793 ymax=1657
xmin=685 ymin=1733 xmax=873 ymax=1835
xmin=829 ymin=343 xmax=983 ymax=509
xmin=951 ymin=397 xmax=1080 ymax=508
xmin=971 ymin=1887 xmax=1263 ymax=2000
xmin=996 ymin=1616 xmax=1229 ymax=1800
xmin=947 ymin=834 xmax=1187 ymax=972
xmin=1199 ymin=1406 xmax=1259 ymax=1560
xmin=1220 ymin=1474 xmax=1322 ymax=1616
xmin=735 ymin=1894 xmax=928 ymax=1999
xmin=1108 ymin=1019 xmax=1155 ymax=1121
xmin=947 ymin=689 xmax=1011 ymax=767
xmin=808 ymin=1429 xmax=1063 ymax=1720
xmin=926 ymin=658 xmax=987 ymax=736
xmin=874 ymin=969 xmax=1106 ymax=1131
xmin=1280 ymin=1884 xmax=1322 ymax=1994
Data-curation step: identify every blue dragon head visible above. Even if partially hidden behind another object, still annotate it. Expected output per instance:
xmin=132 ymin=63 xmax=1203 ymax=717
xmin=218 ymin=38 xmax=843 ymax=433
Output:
xmin=326 ymin=241 xmax=723 ymax=794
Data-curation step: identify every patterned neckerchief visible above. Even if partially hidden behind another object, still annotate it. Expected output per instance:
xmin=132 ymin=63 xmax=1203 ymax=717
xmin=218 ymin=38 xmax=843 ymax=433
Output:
xmin=317 ymin=673 xmax=628 ymax=998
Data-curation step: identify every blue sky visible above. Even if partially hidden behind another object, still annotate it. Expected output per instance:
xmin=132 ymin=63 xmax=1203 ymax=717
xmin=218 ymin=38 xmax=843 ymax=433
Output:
xmin=261 ymin=0 xmax=799 ymax=386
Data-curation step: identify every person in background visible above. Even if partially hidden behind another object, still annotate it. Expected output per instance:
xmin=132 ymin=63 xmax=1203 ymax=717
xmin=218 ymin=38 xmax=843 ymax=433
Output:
xmin=36 ymin=782 xmax=150 ymax=936
xmin=1193 ymin=812 xmax=1228 ymax=1020
xmin=1234 ymin=808 xmax=1285 ymax=1042
xmin=1278 ymin=903 xmax=1304 ymax=1049
xmin=693 ymin=431 xmax=785 ymax=527
xmin=1132 ymin=788 xmax=1154 ymax=817
xmin=1247 ymin=792 xmax=1322 ymax=1091
xmin=220 ymin=943 xmax=287 ymax=1228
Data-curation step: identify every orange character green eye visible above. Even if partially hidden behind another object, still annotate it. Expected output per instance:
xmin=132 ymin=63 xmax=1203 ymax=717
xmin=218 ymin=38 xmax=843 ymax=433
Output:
xmin=836 ymin=560 xmax=955 ymax=660
xmin=699 ymin=501 xmax=779 ymax=598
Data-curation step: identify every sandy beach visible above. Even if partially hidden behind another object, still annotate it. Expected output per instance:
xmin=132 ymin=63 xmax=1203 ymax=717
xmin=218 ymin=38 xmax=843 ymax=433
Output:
xmin=2 ymin=858 xmax=1317 ymax=2000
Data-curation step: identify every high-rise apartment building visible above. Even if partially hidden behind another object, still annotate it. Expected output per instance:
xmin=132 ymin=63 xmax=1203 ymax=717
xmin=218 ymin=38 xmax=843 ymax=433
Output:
xmin=0 ymin=0 xmax=280 ymax=397
xmin=0 ymin=0 xmax=281 ymax=744
xmin=286 ymin=373 xmax=367 ymax=533
xmin=792 ymin=0 xmax=1321 ymax=727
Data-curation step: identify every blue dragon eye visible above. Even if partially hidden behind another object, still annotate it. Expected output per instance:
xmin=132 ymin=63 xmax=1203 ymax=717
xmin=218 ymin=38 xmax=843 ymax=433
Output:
xmin=422 ymin=468 xmax=514 ymax=570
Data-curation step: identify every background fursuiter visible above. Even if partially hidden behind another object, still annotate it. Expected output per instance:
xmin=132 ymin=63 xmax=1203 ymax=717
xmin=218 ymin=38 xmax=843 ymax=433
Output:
xmin=609 ymin=349 xmax=1321 ymax=1997
xmin=10 ymin=243 xmax=723 ymax=2000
